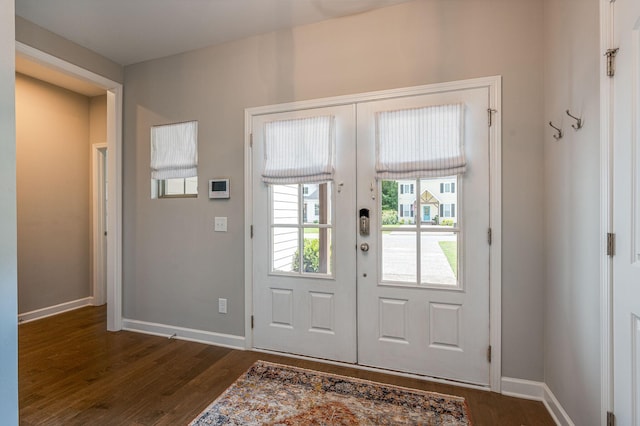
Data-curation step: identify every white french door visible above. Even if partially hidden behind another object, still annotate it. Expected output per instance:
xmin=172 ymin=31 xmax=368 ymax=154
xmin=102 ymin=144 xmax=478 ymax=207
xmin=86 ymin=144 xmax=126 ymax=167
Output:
xmin=251 ymin=81 xmax=496 ymax=386
xmin=611 ymin=0 xmax=640 ymax=423
xmin=356 ymin=88 xmax=491 ymax=385
xmin=252 ymin=105 xmax=358 ymax=362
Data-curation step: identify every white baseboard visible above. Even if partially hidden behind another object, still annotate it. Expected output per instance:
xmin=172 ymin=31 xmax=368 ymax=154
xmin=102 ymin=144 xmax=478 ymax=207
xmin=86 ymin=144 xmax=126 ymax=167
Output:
xmin=18 ymin=297 xmax=94 ymax=324
xmin=501 ymin=377 xmax=574 ymax=426
xmin=122 ymin=318 xmax=246 ymax=350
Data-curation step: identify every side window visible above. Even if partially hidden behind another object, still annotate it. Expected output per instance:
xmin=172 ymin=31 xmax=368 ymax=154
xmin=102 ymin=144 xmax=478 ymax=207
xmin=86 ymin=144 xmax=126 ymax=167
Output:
xmin=157 ymin=177 xmax=198 ymax=198
xmin=150 ymin=120 xmax=198 ymax=199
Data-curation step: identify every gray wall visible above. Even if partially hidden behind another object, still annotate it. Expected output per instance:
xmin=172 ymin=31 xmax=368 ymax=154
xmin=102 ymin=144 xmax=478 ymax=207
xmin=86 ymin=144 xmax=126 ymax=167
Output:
xmin=0 ymin=0 xmax=18 ymax=422
xmin=124 ymin=0 xmax=546 ymax=381
xmin=16 ymin=73 xmax=92 ymax=313
xmin=543 ymin=0 xmax=601 ymax=423
xmin=15 ymin=16 xmax=123 ymax=84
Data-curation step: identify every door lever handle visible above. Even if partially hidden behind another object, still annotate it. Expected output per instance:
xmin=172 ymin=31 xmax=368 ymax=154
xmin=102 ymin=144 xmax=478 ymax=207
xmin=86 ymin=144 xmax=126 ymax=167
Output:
xmin=360 ymin=243 xmax=369 ymax=252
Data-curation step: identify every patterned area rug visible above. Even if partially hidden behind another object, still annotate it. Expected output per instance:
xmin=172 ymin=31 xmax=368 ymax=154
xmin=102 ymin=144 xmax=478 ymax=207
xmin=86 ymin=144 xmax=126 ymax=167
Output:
xmin=189 ymin=360 xmax=472 ymax=425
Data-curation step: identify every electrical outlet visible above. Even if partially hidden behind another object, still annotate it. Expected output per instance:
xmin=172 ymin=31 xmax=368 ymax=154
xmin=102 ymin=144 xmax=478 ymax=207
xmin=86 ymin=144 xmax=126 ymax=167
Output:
xmin=218 ymin=298 xmax=228 ymax=314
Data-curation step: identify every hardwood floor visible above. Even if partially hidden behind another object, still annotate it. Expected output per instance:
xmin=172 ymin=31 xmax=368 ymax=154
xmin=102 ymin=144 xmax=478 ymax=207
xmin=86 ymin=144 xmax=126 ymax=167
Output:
xmin=19 ymin=306 xmax=555 ymax=425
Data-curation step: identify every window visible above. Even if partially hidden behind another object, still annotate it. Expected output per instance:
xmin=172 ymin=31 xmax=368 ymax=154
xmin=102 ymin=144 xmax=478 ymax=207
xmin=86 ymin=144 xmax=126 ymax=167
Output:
xmin=151 ymin=121 xmax=198 ymax=199
xmin=157 ymin=177 xmax=198 ymax=198
xmin=440 ymin=203 xmax=456 ymax=218
xmin=401 ymin=204 xmax=414 ymax=217
xmin=400 ymin=183 xmax=414 ymax=194
xmin=440 ymin=182 xmax=455 ymax=193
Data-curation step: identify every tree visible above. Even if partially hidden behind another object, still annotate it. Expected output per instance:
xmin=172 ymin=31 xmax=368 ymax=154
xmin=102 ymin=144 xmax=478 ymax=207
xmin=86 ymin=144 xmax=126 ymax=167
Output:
xmin=381 ymin=180 xmax=398 ymax=211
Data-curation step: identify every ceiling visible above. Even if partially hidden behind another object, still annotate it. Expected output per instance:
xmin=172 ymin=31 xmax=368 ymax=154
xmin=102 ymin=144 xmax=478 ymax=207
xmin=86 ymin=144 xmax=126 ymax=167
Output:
xmin=15 ymin=0 xmax=413 ymax=66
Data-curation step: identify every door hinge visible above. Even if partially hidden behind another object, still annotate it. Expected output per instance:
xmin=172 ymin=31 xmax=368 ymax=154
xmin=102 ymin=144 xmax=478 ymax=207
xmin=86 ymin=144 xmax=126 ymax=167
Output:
xmin=487 ymin=228 xmax=492 ymax=245
xmin=605 ymin=48 xmax=619 ymax=77
xmin=487 ymin=108 xmax=497 ymax=127
xmin=251 ymin=315 xmax=254 ymax=329
xmin=250 ymin=225 xmax=254 ymax=239
xmin=607 ymin=411 xmax=615 ymax=426
xmin=487 ymin=345 xmax=492 ymax=363
xmin=607 ymin=232 xmax=615 ymax=257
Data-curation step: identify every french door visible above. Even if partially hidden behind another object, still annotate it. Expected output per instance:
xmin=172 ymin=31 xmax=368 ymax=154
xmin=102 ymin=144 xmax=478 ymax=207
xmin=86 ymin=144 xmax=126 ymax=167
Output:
xmin=251 ymin=82 xmax=495 ymax=385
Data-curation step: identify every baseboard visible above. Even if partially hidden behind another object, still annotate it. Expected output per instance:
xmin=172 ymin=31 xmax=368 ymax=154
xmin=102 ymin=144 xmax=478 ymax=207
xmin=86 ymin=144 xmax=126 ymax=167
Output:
xmin=542 ymin=384 xmax=575 ymax=426
xmin=501 ymin=377 xmax=575 ymax=426
xmin=18 ymin=297 xmax=94 ymax=324
xmin=122 ymin=318 xmax=246 ymax=350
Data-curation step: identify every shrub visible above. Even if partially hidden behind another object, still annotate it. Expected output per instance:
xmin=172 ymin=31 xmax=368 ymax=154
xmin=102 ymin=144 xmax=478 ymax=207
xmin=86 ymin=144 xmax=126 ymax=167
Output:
xmin=441 ymin=218 xmax=454 ymax=226
xmin=292 ymin=238 xmax=320 ymax=273
xmin=381 ymin=210 xmax=398 ymax=225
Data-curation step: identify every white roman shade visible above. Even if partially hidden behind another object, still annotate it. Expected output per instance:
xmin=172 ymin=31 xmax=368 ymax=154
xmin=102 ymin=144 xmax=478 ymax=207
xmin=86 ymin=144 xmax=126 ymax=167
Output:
xmin=262 ymin=116 xmax=335 ymax=184
xmin=376 ymin=103 xmax=465 ymax=179
xmin=150 ymin=121 xmax=198 ymax=180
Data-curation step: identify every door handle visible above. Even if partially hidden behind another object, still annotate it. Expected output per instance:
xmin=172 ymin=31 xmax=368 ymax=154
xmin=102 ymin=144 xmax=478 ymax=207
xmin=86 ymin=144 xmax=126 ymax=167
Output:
xmin=360 ymin=243 xmax=369 ymax=252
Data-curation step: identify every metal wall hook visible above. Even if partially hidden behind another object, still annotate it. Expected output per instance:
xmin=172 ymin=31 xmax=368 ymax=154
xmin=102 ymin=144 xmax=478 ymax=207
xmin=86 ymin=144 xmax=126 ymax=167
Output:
xmin=565 ymin=110 xmax=583 ymax=130
xmin=549 ymin=121 xmax=563 ymax=140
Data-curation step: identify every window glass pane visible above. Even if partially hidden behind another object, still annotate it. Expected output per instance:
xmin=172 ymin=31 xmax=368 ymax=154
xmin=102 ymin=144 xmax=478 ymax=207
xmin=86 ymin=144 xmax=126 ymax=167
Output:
xmin=301 ymin=228 xmax=332 ymax=275
xmin=272 ymin=185 xmax=299 ymax=225
xmin=420 ymin=177 xmax=457 ymax=226
xmin=272 ymin=227 xmax=299 ymax=273
xmin=384 ymin=179 xmax=416 ymax=227
xmin=303 ymin=183 xmax=331 ymax=225
xmin=185 ymin=177 xmax=198 ymax=195
xmin=165 ymin=178 xmax=185 ymax=195
xmin=421 ymin=232 xmax=457 ymax=286
xmin=382 ymin=231 xmax=417 ymax=283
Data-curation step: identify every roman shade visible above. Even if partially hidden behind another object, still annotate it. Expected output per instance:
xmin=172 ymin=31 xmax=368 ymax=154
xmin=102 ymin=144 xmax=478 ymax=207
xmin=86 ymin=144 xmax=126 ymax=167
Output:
xmin=262 ymin=116 xmax=335 ymax=184
xmin=150 ymin=121 xmax=198 ymax=180
xmin=376 ymin=103 xmax=465 ymax=179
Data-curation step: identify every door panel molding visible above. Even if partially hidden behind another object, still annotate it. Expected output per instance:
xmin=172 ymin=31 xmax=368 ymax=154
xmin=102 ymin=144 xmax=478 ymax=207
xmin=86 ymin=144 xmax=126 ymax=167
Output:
xmin=245 ymin=76 xmax=502 ymax=391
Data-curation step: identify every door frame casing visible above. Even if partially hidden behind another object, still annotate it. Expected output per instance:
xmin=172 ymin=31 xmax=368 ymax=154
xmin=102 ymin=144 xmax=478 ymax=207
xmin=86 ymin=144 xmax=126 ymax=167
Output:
xmin=16 ymin=42 xmax=124 ymax=331
xmin=92 ymin=144 xmax=108 ymax=306
xmin=600 ymin=0 xmax=614 ymax=424
xmin=244 ymin=76 xmax=502 ymax=391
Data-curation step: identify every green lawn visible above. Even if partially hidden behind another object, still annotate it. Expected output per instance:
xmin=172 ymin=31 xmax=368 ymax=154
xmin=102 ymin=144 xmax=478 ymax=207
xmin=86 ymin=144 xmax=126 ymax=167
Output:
xmin=303 ymin=228 xmax=319 ymax=235
xmin=438 ymin=241 xmax=458 ymax=277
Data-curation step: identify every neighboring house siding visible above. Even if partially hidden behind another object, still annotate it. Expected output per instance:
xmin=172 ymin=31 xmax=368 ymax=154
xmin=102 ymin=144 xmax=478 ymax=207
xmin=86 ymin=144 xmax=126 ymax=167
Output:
xmin=397 ymin=178 xmax=457 ymax=224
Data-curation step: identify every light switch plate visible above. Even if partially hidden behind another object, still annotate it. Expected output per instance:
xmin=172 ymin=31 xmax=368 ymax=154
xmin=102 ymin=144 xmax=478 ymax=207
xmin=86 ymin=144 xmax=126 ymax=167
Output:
xmin=214 ymin=217 xmax=227 ymax=232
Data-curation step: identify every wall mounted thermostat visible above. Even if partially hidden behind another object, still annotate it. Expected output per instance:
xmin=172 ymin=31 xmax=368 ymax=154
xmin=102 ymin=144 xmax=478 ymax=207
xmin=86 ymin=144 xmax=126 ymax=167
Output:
xmin=209 ymin=179 xmax=230 ymax=199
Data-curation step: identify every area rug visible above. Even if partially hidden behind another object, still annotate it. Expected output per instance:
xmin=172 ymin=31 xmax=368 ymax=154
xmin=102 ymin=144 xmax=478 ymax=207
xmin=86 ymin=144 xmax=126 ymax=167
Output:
xmin=189 ymin=360 xmax=472 ymax=425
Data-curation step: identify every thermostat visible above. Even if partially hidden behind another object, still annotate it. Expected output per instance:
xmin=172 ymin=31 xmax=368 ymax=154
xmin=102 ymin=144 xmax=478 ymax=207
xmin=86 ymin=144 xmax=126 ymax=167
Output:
xmin=209 ymin=179 xmax=230 ymax=199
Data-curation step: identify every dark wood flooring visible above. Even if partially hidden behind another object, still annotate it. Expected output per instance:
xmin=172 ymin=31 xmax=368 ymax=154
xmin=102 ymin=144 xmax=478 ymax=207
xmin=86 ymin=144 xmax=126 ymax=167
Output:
xmin=19 ymin=306 xmax=554 ymax=425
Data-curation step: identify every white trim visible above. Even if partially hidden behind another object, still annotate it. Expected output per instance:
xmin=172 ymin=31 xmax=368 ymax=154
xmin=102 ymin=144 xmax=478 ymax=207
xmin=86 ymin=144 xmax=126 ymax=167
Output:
xmin=122 ymin=318 xmax=246 ymax=350
xmin=245 ymin=76 xmax=503 ymax=390
xmin=501 ymin=377 xmax=575 ymax=426
xmin=91 ymin=143 xmax=107 ymax=306
xmin=600 ymin=0 xmax=614 ymax=424
xmin=488 ymin=76 xmax=503 ymax=392
xmin=244 ymin=110 xmax=254 ymax=349
xmin=18 ymin=297 xmax=94 ymax=324
xmin=15 ymin=42 xmax=124 ymax=332
xmin=543 ymin=384 xmax=576 ymax=426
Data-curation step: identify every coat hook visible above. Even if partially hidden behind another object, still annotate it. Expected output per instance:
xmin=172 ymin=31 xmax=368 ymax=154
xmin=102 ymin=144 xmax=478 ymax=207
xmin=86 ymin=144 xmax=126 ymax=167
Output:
xmin=566 ymin=110 xmax=583 ymax=130
xmin=549 ymin=121 xmax=563 ymax=140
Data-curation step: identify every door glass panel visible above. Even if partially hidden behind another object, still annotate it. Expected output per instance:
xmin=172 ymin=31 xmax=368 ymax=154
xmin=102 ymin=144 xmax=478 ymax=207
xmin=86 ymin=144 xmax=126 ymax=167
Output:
xmin=271 ymin=183 xmax=334 ymax=277
xmin=303 ymin=183 xmax=332 ymax=225
xmin=272 ymin=227 xmax=300 ymax=273
xmin=301 ymin=228 xmax=333 ymax=274
xmin=381 ymin=231 xmax=417 ymax=283
xmin=421 ymin=232 xmax=457 ymax=286
xmin=272 ymin=184 xmax=299 ymax=225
